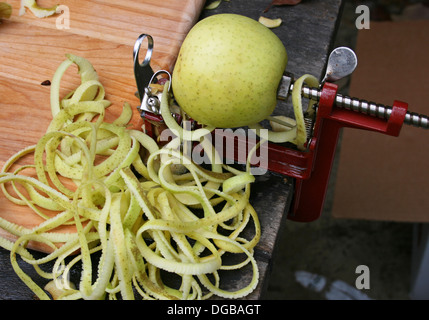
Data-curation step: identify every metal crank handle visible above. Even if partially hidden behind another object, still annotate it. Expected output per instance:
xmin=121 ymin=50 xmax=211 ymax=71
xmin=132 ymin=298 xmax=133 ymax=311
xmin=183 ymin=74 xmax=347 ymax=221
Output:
xmin=278 ymin=77 xmax=429 ymax=130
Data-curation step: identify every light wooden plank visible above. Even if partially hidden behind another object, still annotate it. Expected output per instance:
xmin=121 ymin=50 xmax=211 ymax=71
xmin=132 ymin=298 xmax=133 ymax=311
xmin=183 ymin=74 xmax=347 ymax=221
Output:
xmin=0 ymin=0 xmax=206 ymax=252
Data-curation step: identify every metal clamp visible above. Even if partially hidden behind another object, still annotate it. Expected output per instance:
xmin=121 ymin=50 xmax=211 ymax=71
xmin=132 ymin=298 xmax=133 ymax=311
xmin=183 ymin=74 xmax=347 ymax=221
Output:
xmin=133 ymin=34 xmax=174 ymax=125
xmin=140 ymin=70 xmax=172 ymax=115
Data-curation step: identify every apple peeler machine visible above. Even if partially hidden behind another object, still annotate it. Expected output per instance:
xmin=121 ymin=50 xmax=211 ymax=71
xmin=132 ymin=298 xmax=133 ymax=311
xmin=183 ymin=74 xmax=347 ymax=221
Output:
xmin=132 ymin=34 xmax=429 ymax=223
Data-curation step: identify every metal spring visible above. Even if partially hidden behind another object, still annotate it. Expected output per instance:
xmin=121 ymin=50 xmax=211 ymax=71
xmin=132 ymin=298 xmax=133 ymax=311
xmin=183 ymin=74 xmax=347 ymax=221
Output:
xmin=304 ymin=116 xmax=314 ymax=137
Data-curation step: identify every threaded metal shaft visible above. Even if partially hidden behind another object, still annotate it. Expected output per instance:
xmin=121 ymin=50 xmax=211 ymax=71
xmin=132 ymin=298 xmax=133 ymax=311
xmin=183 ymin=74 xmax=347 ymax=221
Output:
xmin=334 ymin=93 xmax=429 ymax=129
xmin=334 ymin=94 xmax=391 ymax=119
xmin=297 ymin=85 xmax=429 ymax=130
xmin=404 ymin=111 xmax=429 ymax=129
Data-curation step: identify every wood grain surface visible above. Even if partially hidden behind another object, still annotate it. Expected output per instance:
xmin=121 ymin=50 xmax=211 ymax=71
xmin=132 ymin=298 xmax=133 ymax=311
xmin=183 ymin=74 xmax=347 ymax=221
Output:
xmin=0 ymin=0 xmax=206 ymax=250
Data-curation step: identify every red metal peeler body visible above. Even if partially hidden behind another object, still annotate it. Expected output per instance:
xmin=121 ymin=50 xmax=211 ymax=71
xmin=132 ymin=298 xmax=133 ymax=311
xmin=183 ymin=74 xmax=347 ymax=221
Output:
xmin=287 ymin=82 xmax=408 ymax=222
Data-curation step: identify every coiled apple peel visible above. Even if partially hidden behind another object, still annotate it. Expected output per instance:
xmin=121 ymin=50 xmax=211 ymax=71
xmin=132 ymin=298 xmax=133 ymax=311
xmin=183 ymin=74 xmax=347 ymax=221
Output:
xmin=249 ymin=74 xmax=319 ymax=150
xmin=0 ymin=54 xmax=261 ymax=300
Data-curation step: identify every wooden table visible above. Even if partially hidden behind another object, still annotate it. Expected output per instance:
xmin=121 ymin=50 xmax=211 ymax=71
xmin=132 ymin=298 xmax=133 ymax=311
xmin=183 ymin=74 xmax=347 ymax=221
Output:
xmin=0 ymin=0 xmax=343 ymax=300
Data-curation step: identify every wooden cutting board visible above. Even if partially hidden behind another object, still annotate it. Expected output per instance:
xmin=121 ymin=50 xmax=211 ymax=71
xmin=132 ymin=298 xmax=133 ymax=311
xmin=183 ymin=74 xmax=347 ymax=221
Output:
xmin=0 ymin=0 xmax=206 ymax=252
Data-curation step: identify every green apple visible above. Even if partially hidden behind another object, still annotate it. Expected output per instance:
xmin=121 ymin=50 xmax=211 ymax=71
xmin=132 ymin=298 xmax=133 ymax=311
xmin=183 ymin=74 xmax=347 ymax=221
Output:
xmin=172 ymin=13 xmax=288 ymax=128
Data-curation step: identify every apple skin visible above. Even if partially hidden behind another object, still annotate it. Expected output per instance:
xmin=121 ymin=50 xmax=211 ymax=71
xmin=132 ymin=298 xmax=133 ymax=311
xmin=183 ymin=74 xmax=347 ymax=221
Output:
xmin=172 ymin=14 xmax=288 ymax=128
